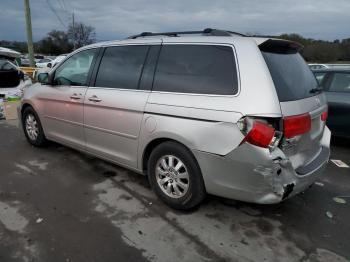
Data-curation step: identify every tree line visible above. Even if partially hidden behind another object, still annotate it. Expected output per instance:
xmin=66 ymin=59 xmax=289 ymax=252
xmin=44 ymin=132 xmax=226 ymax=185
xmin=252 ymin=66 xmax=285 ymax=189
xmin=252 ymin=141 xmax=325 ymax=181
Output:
xmin=1 ymin=29 xmax=350 ymax=63
xmin=277 ymin=34 xmax=350 ymax=63
xmin=0 ymin=22 xmax=96 ymax=56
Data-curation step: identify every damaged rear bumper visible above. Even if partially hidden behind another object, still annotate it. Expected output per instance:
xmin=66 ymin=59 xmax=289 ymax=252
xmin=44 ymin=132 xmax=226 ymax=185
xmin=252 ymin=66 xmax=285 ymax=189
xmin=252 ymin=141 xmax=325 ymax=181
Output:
xmin=193 ymin=127 xmax=331 ymax=204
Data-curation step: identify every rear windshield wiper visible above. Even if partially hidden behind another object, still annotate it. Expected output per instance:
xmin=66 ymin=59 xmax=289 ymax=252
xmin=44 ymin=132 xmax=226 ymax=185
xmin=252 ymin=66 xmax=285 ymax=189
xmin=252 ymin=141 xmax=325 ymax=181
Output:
xmin=309 ymin=86 xmax=323 ymax=93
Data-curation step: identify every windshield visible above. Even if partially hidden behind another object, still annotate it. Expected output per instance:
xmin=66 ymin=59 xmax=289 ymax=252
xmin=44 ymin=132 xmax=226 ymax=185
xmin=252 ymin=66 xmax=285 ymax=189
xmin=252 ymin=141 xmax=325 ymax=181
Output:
xmin=262 ymin=51 xmax=319 ymax=102
xmin=0 ymin=59 xmax=17 ymax=71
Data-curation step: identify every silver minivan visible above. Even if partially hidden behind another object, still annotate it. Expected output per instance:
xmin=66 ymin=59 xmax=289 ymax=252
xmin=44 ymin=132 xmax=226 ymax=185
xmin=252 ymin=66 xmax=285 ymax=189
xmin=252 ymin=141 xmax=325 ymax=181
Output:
xmin=20 ymin=29 xmax=331 ymax=210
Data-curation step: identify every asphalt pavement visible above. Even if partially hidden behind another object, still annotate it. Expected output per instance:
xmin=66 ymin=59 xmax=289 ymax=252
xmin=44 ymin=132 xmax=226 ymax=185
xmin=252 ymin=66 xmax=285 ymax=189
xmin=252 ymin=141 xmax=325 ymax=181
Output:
xmin=0 ymin=119 xmax=349 ymax=262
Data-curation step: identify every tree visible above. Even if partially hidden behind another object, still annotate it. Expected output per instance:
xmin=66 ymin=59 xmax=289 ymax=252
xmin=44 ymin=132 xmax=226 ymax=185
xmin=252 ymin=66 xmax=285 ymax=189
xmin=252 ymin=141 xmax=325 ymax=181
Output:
xmin=67 ymin=22 xmax=96 ymax=49
xmin=340 ymin=38 xmax=350 ymax=61
xmin=278 ymin=34 xmax=343 ymax=62
xmin=303 ymin=42 xmax=341 ymax=62
xmin=37 ymin=30 xmax=73 ymax=55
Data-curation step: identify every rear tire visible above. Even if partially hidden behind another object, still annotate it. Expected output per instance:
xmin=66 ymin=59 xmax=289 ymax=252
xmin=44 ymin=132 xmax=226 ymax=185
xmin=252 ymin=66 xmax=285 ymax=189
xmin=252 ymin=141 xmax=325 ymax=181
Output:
xmin=22 ymin=107 xmax=48 ymax=147
xmin=147 ymin=141 xmax=206 ymax=210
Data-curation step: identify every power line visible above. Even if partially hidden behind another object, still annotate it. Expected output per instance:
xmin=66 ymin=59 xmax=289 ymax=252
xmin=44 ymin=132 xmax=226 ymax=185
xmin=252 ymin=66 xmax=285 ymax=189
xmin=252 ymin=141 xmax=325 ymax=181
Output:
xmin=46 ymin=0 xmax=66 ymax=28
xmin=57 ymin=0 xmax=67 ymax=13
xmin=60 ymin=0 xmax=68 ymax=12
xmin=56 ymin=0 xmax=65 ymax=11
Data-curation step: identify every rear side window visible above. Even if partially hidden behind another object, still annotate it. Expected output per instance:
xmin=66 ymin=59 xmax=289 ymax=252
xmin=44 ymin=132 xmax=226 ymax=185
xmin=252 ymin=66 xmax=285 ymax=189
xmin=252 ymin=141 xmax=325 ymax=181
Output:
xmin=262 ymin=51 xmax=318 ymax=102
xmin=329 ymin=73 xmax=350 ymax=93
xmin=95 ymin=45 xmax=149 ymax=89
xmin=153 ymin=45 xmax=238 ymax=95
xmin=314 ymin=72 xmax=326 ymax=84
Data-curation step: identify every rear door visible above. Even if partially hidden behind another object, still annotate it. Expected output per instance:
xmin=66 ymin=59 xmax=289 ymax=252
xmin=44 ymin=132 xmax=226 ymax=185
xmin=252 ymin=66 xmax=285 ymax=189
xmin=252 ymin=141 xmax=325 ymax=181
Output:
xmin=323 ymin=72 xmax=350 ymax=137
xmin=84 ymin=43 xmax=160 ymax=168
xmin=260 ymin=40 xmax=328 ymax=170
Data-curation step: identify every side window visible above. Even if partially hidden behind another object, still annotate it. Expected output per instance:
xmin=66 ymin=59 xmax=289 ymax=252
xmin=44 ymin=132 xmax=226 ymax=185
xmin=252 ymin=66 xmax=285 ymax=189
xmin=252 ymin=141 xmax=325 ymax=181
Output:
xmin=95 ymin=45 xmax=149 ymax=89
xmin=314 ymin=72 xmax=326 ymax=85
xmin=0 ymin=60 xmax=16 ymax=71
xmin=329 ymin=73 xmax=350 ymax=93
xmin=153 ymin=45 xmax=238 ymax=95
xmin=54 ymin=48 xmax=97 ymax=86
xmin=139 ymin=45 xmax=161 ymax=90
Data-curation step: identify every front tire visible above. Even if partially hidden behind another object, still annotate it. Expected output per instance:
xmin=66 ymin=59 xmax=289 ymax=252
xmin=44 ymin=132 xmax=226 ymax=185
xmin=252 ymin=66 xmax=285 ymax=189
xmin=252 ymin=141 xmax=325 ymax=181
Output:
xmin=22 ymin=107 xmax=47 ymax=147
xmin=147 ymin=141 xmax=206 ymax=210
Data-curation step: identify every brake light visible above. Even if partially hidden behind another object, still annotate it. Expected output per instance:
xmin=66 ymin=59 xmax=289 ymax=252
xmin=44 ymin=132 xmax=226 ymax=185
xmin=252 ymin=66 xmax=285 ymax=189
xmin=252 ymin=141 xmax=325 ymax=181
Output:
xmin=245 ymin=121 xmax=276 ymax=148
xmin=283 ymin=113 xmax=311 ymax=138
xmin=321 ymin=110 xmax=328 ymax=121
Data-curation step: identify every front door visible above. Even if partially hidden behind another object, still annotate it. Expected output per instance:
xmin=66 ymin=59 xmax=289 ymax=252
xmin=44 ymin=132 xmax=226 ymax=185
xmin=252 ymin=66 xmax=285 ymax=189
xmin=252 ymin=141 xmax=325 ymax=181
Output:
xmin=40 ymin=48 xmax=98 ymax=150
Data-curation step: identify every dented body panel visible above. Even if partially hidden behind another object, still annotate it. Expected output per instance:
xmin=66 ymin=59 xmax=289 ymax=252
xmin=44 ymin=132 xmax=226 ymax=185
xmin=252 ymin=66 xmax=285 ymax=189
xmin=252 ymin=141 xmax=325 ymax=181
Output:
xmin=193 ymin=126 xmax=331 ymax=204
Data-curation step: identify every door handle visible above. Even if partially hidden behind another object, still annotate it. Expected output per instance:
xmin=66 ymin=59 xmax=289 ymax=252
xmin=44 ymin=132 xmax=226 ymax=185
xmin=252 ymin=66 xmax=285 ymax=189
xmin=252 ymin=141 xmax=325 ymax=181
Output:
xmin=70 ymin=93 xmax=81 ymax=100
xmin=88 ymin=95 xmax=102 ymax=102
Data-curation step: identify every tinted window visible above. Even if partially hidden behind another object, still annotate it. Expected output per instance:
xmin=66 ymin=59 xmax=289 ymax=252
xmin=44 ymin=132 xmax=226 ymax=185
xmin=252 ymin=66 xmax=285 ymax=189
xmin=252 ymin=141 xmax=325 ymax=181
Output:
xmin=139 ymin=45 xmax=161 ymax=90
xmin=95 ymin=45 xmax=149 ymax=89
xmin=314 ymin=72 xmax=326 ymax=84
xmin=54 ymin=49 xmax=97 ymax=86
xmin=153 ymin=45 xmax=238 ymax=95
xmin=329 ymin=73 xmax=350 ymax=93
xmin=262 ymin=52 xmax=318 ymax=102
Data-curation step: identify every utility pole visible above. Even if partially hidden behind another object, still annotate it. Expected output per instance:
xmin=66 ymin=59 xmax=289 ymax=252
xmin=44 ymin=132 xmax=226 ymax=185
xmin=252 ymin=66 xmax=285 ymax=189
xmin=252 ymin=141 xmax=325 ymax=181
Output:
xmin=23 ymin=0 xmax=35 ymax=67
xmin=72 ymin=11 xmax=76 ymax=50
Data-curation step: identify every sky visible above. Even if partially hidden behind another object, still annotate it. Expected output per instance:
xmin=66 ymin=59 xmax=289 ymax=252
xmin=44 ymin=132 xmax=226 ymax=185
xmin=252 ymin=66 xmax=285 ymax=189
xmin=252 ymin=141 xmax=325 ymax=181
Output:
xmin=1 ymin=0 xmax=349 ymax=42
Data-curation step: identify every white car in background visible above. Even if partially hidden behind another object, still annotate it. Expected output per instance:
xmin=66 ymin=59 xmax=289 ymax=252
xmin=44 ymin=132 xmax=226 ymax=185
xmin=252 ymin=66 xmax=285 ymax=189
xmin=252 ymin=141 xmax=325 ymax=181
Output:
xmin=47 ymin=54 xmax=67 ymax=68
xmin=36 ymin=58 xmax=53 ymax=68
xmin=308 ymin=64 xmax=329 ymax=70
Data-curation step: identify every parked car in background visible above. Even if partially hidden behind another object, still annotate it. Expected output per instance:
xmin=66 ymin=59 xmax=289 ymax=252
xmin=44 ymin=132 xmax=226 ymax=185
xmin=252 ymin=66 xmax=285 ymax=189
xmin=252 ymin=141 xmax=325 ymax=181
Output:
xmin=313 ymin=69 xmax=350 ymax=138
xmin=0 ymin=59 xmax=23 ymax=88
xmin=20 ymin=29 xmax=330 ymax=210
xmin=47 ymin=54 xmax=67 ymax=68
xmin=309 ymin=63 xmax=350 ymax=70
xmin=309 ymin=64 xmax=329 ymax=70
xmin=20 ymin=57 xmax=32 ymax=67
xmin=36 ymin=58 xmax=53 ymax=68
xmin=0 ymin=58 xmax=32 ymax=98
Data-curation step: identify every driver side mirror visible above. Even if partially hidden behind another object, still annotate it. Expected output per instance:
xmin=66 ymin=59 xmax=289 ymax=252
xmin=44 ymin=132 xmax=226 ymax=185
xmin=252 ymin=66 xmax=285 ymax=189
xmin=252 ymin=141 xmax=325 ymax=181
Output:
xmin=47 ymin=63 xmax=52 ymax=68
xmin=37 ymin=73 xmax=50 ymax=84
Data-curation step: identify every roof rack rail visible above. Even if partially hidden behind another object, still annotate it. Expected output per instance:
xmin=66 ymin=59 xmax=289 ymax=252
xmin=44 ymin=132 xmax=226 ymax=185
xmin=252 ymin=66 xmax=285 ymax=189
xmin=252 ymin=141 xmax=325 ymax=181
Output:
xmin=127 ymin=28 xmax=247 ymax=39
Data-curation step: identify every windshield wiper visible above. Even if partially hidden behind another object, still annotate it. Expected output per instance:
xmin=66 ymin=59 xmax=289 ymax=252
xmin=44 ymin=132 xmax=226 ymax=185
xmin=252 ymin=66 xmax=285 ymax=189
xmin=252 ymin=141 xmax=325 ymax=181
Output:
xmin=309 ymin=86 xmax=323 ymax=93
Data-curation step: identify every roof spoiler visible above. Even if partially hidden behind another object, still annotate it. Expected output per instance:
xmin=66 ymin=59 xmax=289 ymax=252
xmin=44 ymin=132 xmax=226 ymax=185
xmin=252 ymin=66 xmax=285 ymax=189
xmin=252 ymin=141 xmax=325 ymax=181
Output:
xmin=259 ymin=39 xmax=303 ymax=54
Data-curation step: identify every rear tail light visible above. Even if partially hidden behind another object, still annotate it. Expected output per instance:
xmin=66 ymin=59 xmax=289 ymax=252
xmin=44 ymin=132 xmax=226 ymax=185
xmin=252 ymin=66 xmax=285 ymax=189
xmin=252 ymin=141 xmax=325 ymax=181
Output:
xmin=238 ymin=118 xmax=281 ymax=150
xmin=283 ymin=113 xmax=311 ymax=138
xmin=245 ymin=121 xmax=275 ymax=148
xmin=321 ymin=110 xmax=328 ymax=121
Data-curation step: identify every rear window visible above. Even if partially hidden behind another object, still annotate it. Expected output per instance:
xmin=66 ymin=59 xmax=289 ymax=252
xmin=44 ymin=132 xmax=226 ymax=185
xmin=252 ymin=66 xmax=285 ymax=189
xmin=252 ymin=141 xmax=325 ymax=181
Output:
xmin=262 ymin=51 xmax=318 ymax=102
xmin=153 ymin=45 xmax=238 ymax=95
xmin=329 ymin=73 xmax=350 ymax=93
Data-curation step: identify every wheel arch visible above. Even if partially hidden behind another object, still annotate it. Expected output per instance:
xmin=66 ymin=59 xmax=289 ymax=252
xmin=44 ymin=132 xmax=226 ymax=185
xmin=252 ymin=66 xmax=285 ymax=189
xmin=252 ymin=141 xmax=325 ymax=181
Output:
xmin=20 ymin=100 xmax=40 ymax=117
xmin=141 ymin=137 xmax=197 ymax=175
xmin=21 ymin=102 xmax=34 ymax=115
